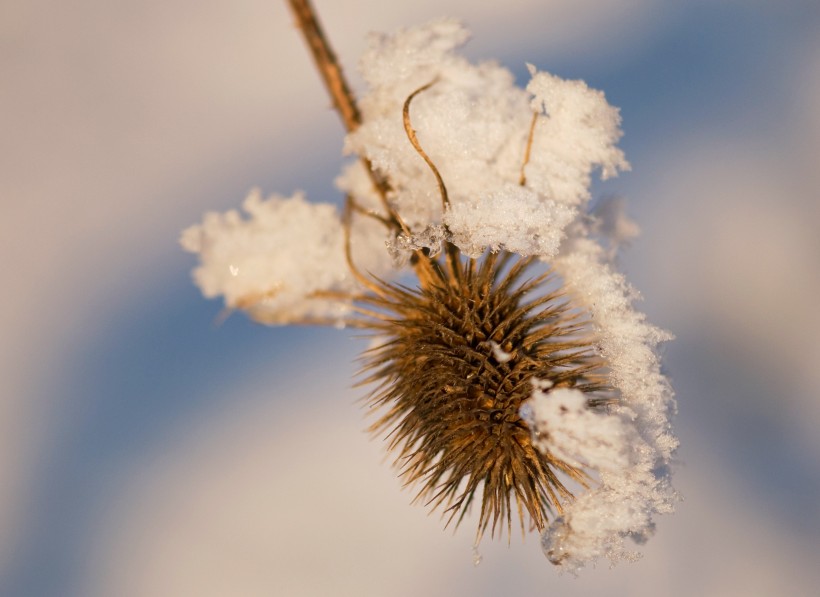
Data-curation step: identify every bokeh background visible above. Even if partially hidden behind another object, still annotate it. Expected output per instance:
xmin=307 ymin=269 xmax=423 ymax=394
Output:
xmin=3 ymin=1 xmax=819 ymax=595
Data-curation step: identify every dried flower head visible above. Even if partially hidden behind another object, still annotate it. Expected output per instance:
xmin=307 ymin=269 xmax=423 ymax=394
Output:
xmin=360 ymin=248 xmax=614 ymax=541
xmin=181 ymin=10 xmax=677 ymax=571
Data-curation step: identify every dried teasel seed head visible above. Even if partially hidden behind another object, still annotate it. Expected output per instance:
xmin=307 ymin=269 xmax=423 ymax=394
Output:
xmin=358 ymin=246 xmax=615 ymax=542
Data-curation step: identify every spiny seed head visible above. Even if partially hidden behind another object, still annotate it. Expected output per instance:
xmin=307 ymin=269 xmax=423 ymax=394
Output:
xmin=359 ymin=246 xmax=613 ymax=542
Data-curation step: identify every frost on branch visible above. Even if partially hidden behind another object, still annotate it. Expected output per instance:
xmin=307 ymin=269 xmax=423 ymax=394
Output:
xmin=181 ymin=16 xmax=677 ymax=571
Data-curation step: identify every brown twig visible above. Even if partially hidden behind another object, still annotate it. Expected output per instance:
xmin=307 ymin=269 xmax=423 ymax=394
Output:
xmin=285 ymin=0 xmax=409 ymax=235
xmin=519 ymin=111 xmax=538 ymax=186
xmin=286 ymin=0 xmax=361 ymax=132
xmin=342 ymin=195 xmax=389 ymax=296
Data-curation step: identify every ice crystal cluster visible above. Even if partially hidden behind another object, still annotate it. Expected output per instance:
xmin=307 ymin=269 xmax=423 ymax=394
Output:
xmin=181 ymin=18 xmax=677 ymax=571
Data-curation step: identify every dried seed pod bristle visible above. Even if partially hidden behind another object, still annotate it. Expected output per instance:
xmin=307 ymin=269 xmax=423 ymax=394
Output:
xmin=358 ymin=246 xmax=614 ymax=542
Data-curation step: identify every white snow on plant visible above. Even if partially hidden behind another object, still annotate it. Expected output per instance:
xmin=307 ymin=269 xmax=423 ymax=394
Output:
xmin=523 ymin=387 xmax=631 ymax=476
xmin=487 ymin=340 xmax=513 ymax=364
xmin=180 ymin=189 xmax=389 ymax=325
xmin=342 ymin=18 xmax=628 ymax=258
xmin=526 ymin=231 xmax=678 ymax=571
xmin=524 ymin=65 xmax=630 ymax=206
xmin=444 ymin=183 xmax=574 ymax=258
xmin=181 ymin=18 xmax=676 ymax=569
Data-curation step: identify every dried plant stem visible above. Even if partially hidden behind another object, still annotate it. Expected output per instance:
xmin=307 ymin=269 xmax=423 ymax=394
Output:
xmin=342 ymin=196 xmax=390 ymax=296
xmin=347 ymin=197 xmax=393 ymax=228
xmin=285 ymin=0 xmax=409 ymax=236
xmin=519 ymin=111 xmax=539 ymax=186
xmin=286 ymin=0 xmax=361 ymax=132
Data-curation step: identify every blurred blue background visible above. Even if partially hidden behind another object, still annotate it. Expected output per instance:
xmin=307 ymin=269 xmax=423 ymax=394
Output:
xmin=2 ymin=1 xmax=819 ymax=595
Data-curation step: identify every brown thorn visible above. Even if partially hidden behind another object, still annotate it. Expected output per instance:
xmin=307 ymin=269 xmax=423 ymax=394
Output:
xmin=443 ymin=242 xmax=464 ymax=287
xmin=411 ymin=251 xmax=440 ymax=287
xmin=518 ymin=111 xmax=538 ymax=186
